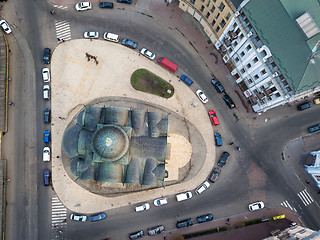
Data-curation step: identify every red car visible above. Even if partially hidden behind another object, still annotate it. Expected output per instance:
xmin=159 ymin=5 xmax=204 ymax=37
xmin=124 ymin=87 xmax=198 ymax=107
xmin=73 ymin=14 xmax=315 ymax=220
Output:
xmin=208 ymin=110 xmax=220 ymax=126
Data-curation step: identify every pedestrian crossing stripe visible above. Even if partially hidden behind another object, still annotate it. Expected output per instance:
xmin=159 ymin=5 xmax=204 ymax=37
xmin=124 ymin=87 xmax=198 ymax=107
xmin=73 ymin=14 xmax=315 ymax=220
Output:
xmin=297 ymin=189 xmax=314 ymax=206
xmin=55 ymin=20 xmax=72 ymax=41
xmin=53 ymin=5 xmax=68 ymax=10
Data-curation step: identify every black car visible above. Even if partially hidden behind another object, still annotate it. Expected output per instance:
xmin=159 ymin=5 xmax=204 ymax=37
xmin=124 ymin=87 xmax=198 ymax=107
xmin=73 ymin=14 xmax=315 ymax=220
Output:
xmin=217 ymin=152 xmax=230 ymax=167
xmin=117 ymin=0 xmax=131 ymax=4
xmin=211 ymin=78 xmax=225 ymax=93
xmin=43 ymin=48 xmax=51 ymax=64
xmin=297 ymin=101 xmax=312 ymax=111
xmin=147 ymin=225 xmax=165 ymax=236
xmin=99 ymin=2 xmax=113 ymax=8
xmin=129 ymin=230 xmax=144 ymax=239
xmin=44 ymin=108 xmax=51 ymax=123
xmin=176 ymin=218 xmax=193 ymax=229
xmin=222 ymin=94 xmax=235 ymax=108
xmin=197 ymin=213 xmax=213 ymax=223
xmin=209 ymin=167 xmax=221 ymax=183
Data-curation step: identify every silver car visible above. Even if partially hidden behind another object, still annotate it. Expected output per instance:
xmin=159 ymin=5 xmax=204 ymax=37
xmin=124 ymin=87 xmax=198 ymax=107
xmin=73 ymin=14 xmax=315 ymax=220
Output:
xmin=75 ymin=2 xmax=92 ymax=11
xmin=84 ymin=31 xmax=99 ymax=39
xmin=43 ymin=85 xmax=50 ymax=100
xmin=70 ymin=213 xmax=87 ymax=222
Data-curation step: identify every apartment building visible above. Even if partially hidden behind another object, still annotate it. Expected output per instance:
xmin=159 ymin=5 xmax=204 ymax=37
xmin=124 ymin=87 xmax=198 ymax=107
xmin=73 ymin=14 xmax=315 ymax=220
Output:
xmin=214 ymin=0 xmax=320 ymax=112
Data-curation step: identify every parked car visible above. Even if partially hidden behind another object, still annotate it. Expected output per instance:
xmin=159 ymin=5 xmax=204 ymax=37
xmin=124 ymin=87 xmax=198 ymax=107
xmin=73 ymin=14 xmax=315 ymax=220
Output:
xmin=176 ymin=191 xmax=192 ymax=201
xmin=211 ymin=78 xmax=224 ymax=93
xmin=208 ymin=110 xmax=220 ymax=126
xmin=0 ymin=19 xmax=12 ymax=34
xmin=140 ymin=48 xmax=156 ymax=60
xmin=44 ymin=108 xmax=51 ymax=123
xmin=308 ymin=124 xmax=320 ymax=133
xmin=180 ymin=74 xmax=193 ymax=86
xmin=103 ymin=32 xmax=120 ymax=42
xmin=222 ymin=94 xmax=235 ymax=108
xmin=43 ymin=85 xmax=50 ymax=100
xmin=42 ymin=68 xmax=50 ymax=82
xmin=214 ymin=133 xmax=222 ymax=146
xmin=43 ymin=48 xmax=51 ymax=64
xmin=99 ymin=2 xmax=113 ymax=8
xmin=314 ymin=97 xmax=320 ymax=105
xmin=44 ymin=130 xmax=51 ymax=144
xmin=176 ymin=218 xmax=193 ymax=229
xmin=89 ymin=212 xmax=106 ymax=222
xmin=43 ymin=169 xmax=51 ymax=186
xmin=117 ymin=0 xmax=131 ymax=3
xmin=209 ymin=167 xmax=221 ymax=183
xmin=84 ymin=31 xmax=99 ymax=39
xmin=129 ymin=230 xmax=144 ymax=239
xmin=196 ymin=90 xmax=208 ymax=103
xmin=134 ymin=203 xmax=150 ymax=212
xmin=43 ymin=147 xmax=51 ymax=162
xmin=121 ymin=38 xmax=137 ymax=49
xmin=147 ymin=225 xmax=165 ymax=236
xmin=75 ymin=2 xmax=92 ymax=11
xmin=195 ymin=181 xmax=210 ymax=195
xmin=153 ymin=197 xmax=168 ymax=206
xmin=248 ymin=201 xmax=264 ymax=211
xmin=217 ymin=152 xmax=230 ymax=167
xmin=70 ymin=213 xmax=87 ymax=222
xmin=197 ymin=213 xmax=213 ymax=223
xmin=297 ymin=101 xmax=312 ymax=111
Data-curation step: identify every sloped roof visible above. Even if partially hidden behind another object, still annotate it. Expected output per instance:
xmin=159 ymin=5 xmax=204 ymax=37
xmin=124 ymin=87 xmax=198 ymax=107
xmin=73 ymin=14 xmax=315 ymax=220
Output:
xmin=243 ymin=0 xmax=313 ymax=93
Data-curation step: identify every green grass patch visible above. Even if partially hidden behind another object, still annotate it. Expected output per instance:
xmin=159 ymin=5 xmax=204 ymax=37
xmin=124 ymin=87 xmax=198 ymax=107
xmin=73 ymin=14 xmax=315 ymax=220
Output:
xmin=183 ymin=226 xmax=227 ymax=239
xmin=245 ymin=219 xmax=262 ymax=226
xmin=131 ymin=69 xmax=174 ymax=98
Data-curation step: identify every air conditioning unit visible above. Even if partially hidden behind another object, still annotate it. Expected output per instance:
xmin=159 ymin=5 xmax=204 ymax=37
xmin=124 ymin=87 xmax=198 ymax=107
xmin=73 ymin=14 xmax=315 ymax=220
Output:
xmin=247 ymin=31 xmax=252 ymax=37
xmin=235 ymin=11 xmax=240 ymax=17
xmin=272 ymin=72 xmax=279 ymax=77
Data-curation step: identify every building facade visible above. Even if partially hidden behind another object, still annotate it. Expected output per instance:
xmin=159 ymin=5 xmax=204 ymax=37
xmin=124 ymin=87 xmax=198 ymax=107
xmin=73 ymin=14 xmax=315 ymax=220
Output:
xmin=214 ymin=0 xmax=320 ymax=112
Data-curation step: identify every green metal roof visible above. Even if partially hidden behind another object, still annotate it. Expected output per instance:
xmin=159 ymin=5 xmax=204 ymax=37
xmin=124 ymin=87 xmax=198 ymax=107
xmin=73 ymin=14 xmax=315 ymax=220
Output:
xmin=243 ymin=0 xmax=316 ymax=93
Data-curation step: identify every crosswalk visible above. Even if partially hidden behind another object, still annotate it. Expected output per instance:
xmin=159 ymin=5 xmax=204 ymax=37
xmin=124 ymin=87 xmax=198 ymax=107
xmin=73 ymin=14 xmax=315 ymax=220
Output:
xmin=281 ymin=200 xmax=297 ymax=212
xmin=52 ymin=196 xmax=67 ymax=239
xmin=55 ymin=20 xmax=72 ymax=41
xmin=297 ymin=189 xmax=314 ymax=206
xmin=53 ymin=5 xmax=68 ymax=10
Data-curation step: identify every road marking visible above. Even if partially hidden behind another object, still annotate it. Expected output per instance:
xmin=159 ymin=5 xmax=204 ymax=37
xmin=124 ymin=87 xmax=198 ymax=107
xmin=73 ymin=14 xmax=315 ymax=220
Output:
xmin=297 ymin=189 xmax=314 ymax=206
xmin=54 ymin=20 xmax=72 ymax=41
xmin=53 ymin=5 xmax=68 ymax=10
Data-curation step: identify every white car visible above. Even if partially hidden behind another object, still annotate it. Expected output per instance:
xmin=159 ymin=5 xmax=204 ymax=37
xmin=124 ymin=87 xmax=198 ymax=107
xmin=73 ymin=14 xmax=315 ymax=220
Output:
xmin=84 ymin=31 xmax=99 ymax=39
xmin=43 ymin=85 xmax=50 ymax=100
xmin=195 ymin=181 xmax=210 ymax=195
xmin=196 ymin=90 xmax=208 ymax=103
xmin=70 ymin=213 xmax=87 ymax=222
xmin=248 ymin=201 xmax=264 ymax=211
xmin=0 ymin=19 xmax=12 ymax=34
xmin=43 ymin=147 xmax=51 ymax=162
xmin=140 ymin=48 xmax=156 ymax=60
xmin=153 ymin=197 xmax=168 ymax=207
xmin=134 ymin=203 xmax=150 ymax=212
xmin=75 ymin=2 xmax=92 ymax=11
xmin=42 ymin=68 xmax=50 ymax=83
xmin=176 ymin=191 xmax=192 ymax=202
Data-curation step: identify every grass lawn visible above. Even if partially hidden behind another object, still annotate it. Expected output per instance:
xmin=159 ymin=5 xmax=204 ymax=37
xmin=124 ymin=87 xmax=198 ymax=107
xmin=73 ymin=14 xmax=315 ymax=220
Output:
xmin=131 ymin=69 xmax=174 ymax=98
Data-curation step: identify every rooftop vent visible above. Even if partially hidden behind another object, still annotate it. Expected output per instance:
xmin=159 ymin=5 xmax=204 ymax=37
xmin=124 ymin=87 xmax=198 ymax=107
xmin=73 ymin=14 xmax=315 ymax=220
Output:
xmin=296 ymin=12 xmax=320 ymax=39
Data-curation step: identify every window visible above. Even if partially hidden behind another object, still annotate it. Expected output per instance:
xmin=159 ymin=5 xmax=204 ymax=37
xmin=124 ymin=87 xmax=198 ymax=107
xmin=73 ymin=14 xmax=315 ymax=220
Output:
xmin=226 ymin=13 xmax=231 ymax=21
xmin=210 ymin=5 xmax=215 ymax=13
xmin=261 ymin=69 xmax=267 ymax=75
xmin=228 ymin=48 xmax=233 ymax=53
xmin=246 ymin=63 xmax=251 ymax=69
xmin=190 ymin=0 xmax=195 ymax=4
xmin=206 ymin=12 xmax=210 ymax=18
xmin=268 ymin=81 xmax=273 ymax=86
xmin=254 ymin=74 xmax=259 ymax=80
xmin=215 ymin=13 xmax=220 ymax=19
xmin=215 ymin=26 xmax=220 ymax=32
xmin=235 ymin=28 xmax=241 ymax=35
xmin=239 ymin=34 xmax=244 ymax=40
xmin=201 ymin=0 xmax=205 ymax=2
xmin=271 ymin=62 xmax=276 ymax=67
xmin=253 ymin=57 xmax=258 ymax=63
xmin=200 ymin=5 xmax=205 ymax=12
xmin=275 ymin=92 xmax=281 ymax=98
xmin=246 ymin=44 xmax=252 ymax=51
xmin=241 ymin=68 xmax=245 ymax=73
xmin=240 ymin=51 xmax=245 ymax=57
xmin=220 ymin=20 xmax=226 ymax=27
xmin=219 ymin=2 xmax=225 ymax=11
xmin=233 ymin=22 xmax=237 ymax=28
xmin=234 ymin=57 xmax=239 ymax=63
xmin=211 ymin=20 xmax=216 ymax=26
xmin=233 ymin=41 xmax=238 ymax=47
xmin=206 ymin=0 xmax=210 ymax=7
xmin=248 ymin=79 xmax=253 ymax=84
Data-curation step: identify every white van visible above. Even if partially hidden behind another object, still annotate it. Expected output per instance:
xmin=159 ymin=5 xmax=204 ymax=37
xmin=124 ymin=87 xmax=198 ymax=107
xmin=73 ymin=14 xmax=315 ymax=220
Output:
xmin=176 ymin=191 xmax=192 ymax=202
xmin=103 ymin=32 xmax=119 ymax=42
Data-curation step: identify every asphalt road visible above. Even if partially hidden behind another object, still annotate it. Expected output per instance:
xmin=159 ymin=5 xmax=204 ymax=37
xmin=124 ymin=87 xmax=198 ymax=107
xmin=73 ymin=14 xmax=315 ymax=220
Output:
xmin=2 ymin=1 xmax=320 ymax=240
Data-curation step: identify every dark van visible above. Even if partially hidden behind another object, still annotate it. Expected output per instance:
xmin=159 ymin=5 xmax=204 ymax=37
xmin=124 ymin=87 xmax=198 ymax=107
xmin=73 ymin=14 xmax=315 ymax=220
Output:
xmin=157 ymin=57 xmax=178 ymax=73
xmin=99 ymin=2 xmax=113 ymax=8
xmin=297 ymin=101 xmax=312 ymax=111
xmin=180 ymin=74 xmax=193 ymax=86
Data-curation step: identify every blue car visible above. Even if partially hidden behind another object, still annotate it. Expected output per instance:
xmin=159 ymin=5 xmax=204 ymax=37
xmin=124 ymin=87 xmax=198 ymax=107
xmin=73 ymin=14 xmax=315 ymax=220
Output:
xmin=89 ymin=212 xmax=106 ymax=222
xmin=308 ymin=124 xmax=320 ymax=133
xmin=43 ymin=169 xmax=51 ymax=186
xmin=180 ymin=74 xmax=193 ymax=86
xmin=121 ymin=38 xmax=137 ymax=49
xmin=214 ymin=133 xmax=222 ymax=146
xmin=44 ymin=131 xmax=51 ymax=144
xmin=197 ymin=213 xmax=213 ymax=223
xmin=117 ymin=0 xmax=131 ymax=3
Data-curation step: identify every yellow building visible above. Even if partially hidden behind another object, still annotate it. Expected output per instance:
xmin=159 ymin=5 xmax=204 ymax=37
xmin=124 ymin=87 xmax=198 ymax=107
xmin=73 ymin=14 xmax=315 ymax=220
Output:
xmin=178 ymin=0 xmax=238 ymax=44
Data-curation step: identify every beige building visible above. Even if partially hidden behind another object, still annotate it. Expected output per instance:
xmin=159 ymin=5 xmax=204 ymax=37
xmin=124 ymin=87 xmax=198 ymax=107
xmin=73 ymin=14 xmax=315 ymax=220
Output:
xmin=178 ymin=0 xmax=238 ymax=44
